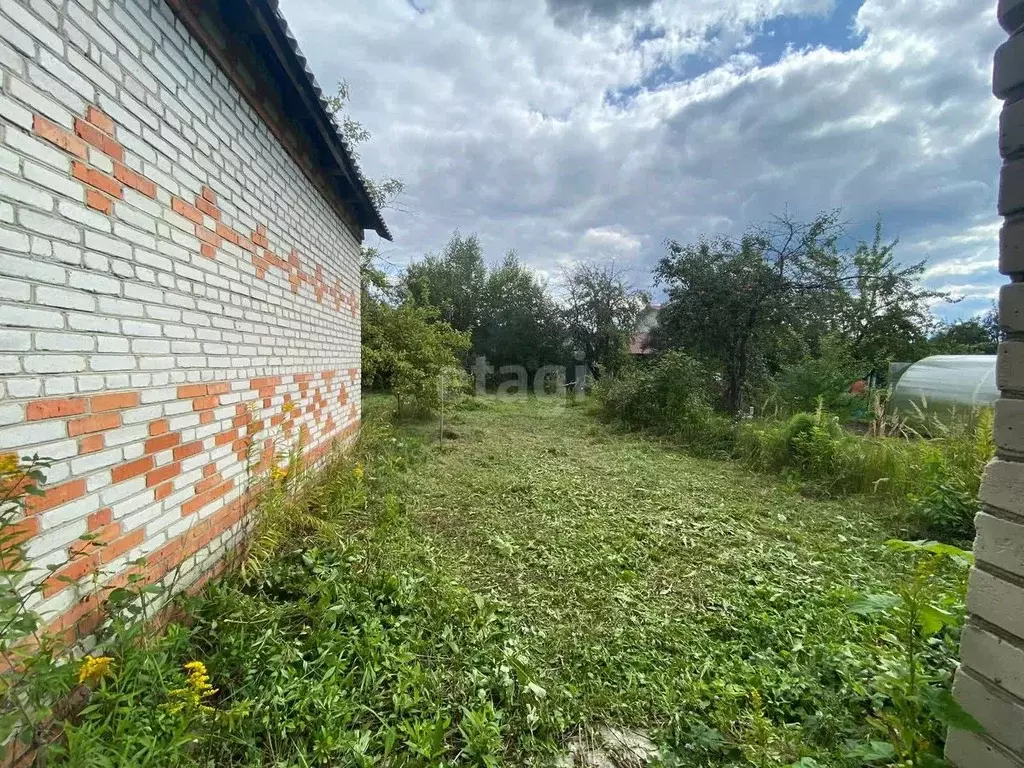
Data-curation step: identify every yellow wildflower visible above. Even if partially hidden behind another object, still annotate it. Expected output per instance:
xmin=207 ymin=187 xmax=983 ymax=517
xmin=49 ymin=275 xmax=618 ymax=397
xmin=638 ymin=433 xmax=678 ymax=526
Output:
xmin=167 ymin=660 xmax=218 ymax=715
xmin=281 ymin=401 xmax=296 ymax=414
xmin=0 ymin=454 xmax=18 ymax=475
xmin=352 ymin=463 xmax=364 ymax=482
xmin=270 ymin=465 xmax=287 ymax=484
xmin=183 ymin=660 xmax=209 ymax=680
xmin=77 ymin=655 xmax=114 ymax=685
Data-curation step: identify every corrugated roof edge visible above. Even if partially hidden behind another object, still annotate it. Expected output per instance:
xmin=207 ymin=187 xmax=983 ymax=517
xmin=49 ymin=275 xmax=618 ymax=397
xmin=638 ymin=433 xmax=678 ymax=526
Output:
xmin=260 ymin=0 xmax=393 ymax=241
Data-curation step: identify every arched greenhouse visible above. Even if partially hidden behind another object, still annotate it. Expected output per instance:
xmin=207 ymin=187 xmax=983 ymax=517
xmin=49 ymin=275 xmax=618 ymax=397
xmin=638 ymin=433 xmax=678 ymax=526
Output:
xmin=889 ymin=355 xmax=997 ymax=422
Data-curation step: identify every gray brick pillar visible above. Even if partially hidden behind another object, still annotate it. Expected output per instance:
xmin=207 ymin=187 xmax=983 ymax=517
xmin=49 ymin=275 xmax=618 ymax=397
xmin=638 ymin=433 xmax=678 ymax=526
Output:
xmin=947 ymin=2 xmax=1024 ymax=765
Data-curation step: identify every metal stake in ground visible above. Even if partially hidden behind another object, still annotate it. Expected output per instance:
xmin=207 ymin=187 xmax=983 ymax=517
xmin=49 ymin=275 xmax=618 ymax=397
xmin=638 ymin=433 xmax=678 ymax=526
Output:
xmin=439 ymin=371 xmax=445 ymax=445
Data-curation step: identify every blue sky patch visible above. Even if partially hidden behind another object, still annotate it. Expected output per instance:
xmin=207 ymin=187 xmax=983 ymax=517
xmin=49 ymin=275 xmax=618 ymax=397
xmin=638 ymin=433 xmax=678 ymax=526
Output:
xmin=605 ymin=0 xmax=866 ymax=108
xmin=747 ymin=0 xmax=866 ymax=66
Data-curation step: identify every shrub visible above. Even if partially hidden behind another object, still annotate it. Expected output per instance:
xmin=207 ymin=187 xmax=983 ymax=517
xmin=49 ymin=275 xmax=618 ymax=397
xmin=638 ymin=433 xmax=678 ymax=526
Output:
xmin=907 ymin=409 xmax=994 ymax=541
xmin=770 ymin=339 xmax=866 ymax=419
xmin=600 ymin=368 xmax=993 ymax=541
xmin=363 ymin=301 xmax=471 ymax=417
xmin=785 ymin=407 xmax=852 ymax=488
xmin=593 ymin=352 xmax=716 ymax=437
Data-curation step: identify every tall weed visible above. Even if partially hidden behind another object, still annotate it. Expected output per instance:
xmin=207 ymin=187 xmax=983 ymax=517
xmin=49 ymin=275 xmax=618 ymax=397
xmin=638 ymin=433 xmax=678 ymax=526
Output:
xmin=596 ymin=363 xmax=993 ymax=542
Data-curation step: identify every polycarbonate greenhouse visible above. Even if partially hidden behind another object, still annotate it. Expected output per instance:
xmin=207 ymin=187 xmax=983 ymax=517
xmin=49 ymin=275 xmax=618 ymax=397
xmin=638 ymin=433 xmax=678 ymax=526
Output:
xmin=889 ymin=355 xmax=997 ymax=421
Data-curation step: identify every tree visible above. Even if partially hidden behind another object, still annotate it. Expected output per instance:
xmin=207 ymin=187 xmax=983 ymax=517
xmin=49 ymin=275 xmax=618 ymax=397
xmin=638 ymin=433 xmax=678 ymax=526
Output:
xmin=362 ymin=300 xmax=469 ymax=420
xmin=981 ymin=304 xmax=1002 ymax=347
xmin=403 ymin=232 xmax=488 ymax=340
xmin=929 ymin=317 xmax=999 ymax=355
xmin=327 ymin=80 xmax=404 ymax=211
xmin=477 ymin=251 xmax=567 ymax=376
xmin=654 ymin=211 xmax=847 ymax=413
xmin=836 ymin=221 xmax=944 ymax=372
xmin=654 ymin=213 xmax=950 ymax=412
xmin=563 ymin=262 xmax=648 ymax=378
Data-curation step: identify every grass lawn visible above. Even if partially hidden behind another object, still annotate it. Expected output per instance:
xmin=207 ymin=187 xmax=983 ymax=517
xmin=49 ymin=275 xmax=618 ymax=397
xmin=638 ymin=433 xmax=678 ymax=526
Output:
xmin=365 ymin=395 xmax=942 ymax=765
xmin=57 ymin=394 xmax=962 ymax=767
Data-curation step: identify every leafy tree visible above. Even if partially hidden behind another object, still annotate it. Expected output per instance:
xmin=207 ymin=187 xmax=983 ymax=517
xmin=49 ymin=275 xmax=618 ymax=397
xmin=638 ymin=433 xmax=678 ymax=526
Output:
xmin=654 ymin=211 xmax=846 ymax=413
xmin=400 ymin=234 xmax=571 ymax=384
xmin=359 ymin=247 xmax=396 ymax=390
xmin=361 ymin=247 xmax=391 ymax=311
xmin=477 ymin=251 xmax=567 ymax=376
xmin=836 ymin=222 xmax=944 ymax=372
xmin=563 ymin=262 xmax=648 ymax=378
xmin=928 ymin=313 xmax=1000 ymax=356
xmin=362 ymin=299 xmax=470 ymax=416
xmin=981 ymin=303 xmax=1002 ymax=346
xmin=327 ymin=80 xmax=404 ymax=210
xmin=404 ymin=232 xmax=487 ymax=338
xmin=655 ymin=213 xmax=949 ymax=412
xmin=361 ymin=248 xmax=470 ymax=414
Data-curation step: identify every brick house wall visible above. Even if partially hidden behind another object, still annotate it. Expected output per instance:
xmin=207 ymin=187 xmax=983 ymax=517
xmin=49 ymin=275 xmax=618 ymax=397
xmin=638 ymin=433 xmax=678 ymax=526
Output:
xmin=948 ymin=1 xmax=1024 ymax=765
xmin=0 ymin=0 xmax=376 ymax=643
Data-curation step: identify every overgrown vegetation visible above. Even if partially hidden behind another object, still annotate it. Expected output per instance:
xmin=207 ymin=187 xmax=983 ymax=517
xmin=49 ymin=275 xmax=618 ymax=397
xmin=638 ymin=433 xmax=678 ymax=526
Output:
xmin=1 ymin=398 xmax=977 ymax=766
xmin=593 ymin=353 xmax=993 ymax=543
xmin=362 ymin=248 xmax=471 ymax=416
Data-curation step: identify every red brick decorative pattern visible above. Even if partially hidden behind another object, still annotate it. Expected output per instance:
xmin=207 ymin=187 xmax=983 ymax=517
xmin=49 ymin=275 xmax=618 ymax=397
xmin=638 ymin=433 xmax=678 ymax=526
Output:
xmin=0 ymin=0 xmax=366 ymax=655
xmin=21 ymin=369 xmax=359 ymax=629
xmin=33 ymin=105 xmax=358 ymax=316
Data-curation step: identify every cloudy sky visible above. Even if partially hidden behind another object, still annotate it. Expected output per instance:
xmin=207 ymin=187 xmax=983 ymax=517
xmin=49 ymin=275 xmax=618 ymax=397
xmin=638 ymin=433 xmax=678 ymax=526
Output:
xmin=279 ymin=0 xmax=1004 ymax=319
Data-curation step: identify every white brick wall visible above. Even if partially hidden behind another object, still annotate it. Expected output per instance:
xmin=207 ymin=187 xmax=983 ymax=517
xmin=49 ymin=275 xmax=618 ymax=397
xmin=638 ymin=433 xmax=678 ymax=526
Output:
xmin=949 ymin=2 xmax=1024 ymax=764
xmin=0 ymin=0 xmax=364 ymax=639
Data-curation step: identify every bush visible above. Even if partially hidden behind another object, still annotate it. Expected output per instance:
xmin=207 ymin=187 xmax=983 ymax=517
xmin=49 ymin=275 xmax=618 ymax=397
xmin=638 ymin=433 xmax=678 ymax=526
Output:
xmin=363 ymin=301 xmax=471 ymax=417
xmin=907 ymin=409 xmax=994 ymax=540
xmin=769 ymin=339 xmax=866 ymax=419
xmin=593 ymin=352 xmax=717 ymax=437
xmin=784 ymin=407 xmax=851 ymax=487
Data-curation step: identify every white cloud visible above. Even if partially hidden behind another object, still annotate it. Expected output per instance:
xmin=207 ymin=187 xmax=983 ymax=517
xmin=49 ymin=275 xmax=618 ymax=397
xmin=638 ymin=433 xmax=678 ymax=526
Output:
xmin=280 ymin=0 xmax=1004 ymax=316
xmin=579 ymin=226 xmax=643 ymax=255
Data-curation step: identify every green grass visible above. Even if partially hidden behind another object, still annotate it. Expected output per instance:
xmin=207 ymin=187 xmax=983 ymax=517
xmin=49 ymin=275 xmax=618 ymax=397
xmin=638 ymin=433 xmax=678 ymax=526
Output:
xmin=371 ymin=396 xmax=953 ymax=764
xmin=49 ymin=395 xmax=962 ymax=767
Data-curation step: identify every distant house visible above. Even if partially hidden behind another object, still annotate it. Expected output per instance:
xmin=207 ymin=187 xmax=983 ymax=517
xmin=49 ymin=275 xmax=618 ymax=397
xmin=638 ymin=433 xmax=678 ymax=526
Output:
xmin=629 ymin=304 xmax=662 ymax=356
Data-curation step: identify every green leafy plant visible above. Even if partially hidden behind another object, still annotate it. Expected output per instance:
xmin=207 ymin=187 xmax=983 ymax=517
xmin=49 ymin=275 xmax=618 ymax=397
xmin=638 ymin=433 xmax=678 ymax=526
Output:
xmin=592 ymin=352 xmax=727 ymax=451
xmin=458 ymin=702 xmax=504 ymax=767
xmin=908 ymin=409 xmax=993 ymax=542
xmin=0 ymin=452 xmax=61 ymax=753
xmin=364 ymin=299 xmax=471 ymax=417
xmin=849 ymin=540 xmax=981 ymax=766
xmin=242 ymin=402 xmax=374 ymax=576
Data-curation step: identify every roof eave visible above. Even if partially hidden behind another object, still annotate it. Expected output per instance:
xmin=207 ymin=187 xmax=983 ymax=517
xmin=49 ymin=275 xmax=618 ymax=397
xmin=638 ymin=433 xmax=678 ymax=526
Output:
xmin=248 ymin=0 xmax=393 ymax=241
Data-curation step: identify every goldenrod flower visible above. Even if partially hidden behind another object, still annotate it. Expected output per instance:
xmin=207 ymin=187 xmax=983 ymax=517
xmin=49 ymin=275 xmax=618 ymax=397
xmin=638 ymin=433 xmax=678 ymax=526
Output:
xmin=167 ymin=660 xmax=218 ymax=715
xmin=0 ymin=454 xmax=18 ymax=475
xmin=270 ymin=465 xmax=287 ymax=484
xmin=352 ymin=463 xmax=364 ymax=482
xmin=77 ymin=655 xmax=114 ymax=685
